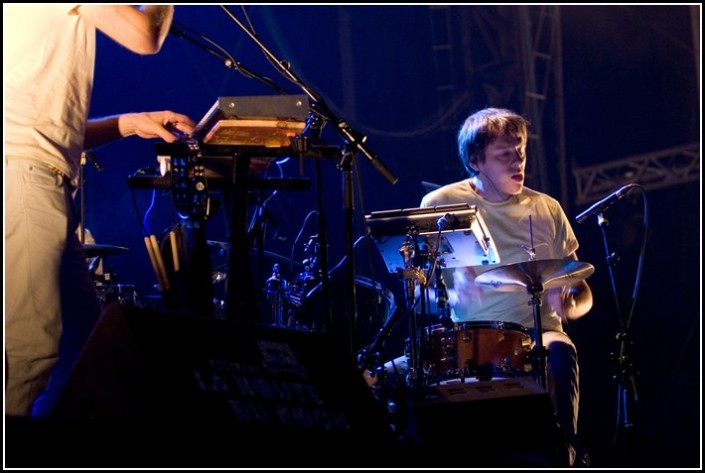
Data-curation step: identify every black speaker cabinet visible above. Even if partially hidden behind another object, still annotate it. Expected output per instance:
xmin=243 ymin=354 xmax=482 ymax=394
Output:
xmin=8 ymin=303 xmax=398 ymax=468
xmin=404 ymin=378 xmax=564 ymax=467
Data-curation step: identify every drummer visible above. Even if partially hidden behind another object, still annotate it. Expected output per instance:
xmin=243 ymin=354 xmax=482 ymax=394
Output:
xmin=419 ymin=107 xmax=593 ymax=466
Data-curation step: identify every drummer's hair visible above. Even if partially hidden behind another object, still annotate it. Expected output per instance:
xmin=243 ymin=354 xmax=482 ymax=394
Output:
xmin=458 ymin=108 xmax=529 ymax=177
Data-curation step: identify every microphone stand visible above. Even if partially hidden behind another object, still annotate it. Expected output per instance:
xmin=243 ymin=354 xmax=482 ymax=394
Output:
xmin=597 ymin=212 xmax=639 ymax=461
xmin=221 ymin=6 xmax=398 ymax=355
xmin=304 ymin=114 xmax=334 ymax=339
xmin=169 ymin=21 xmax=290 ymax=95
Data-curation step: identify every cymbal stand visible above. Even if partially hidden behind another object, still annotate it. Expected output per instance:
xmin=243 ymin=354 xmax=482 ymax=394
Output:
xmin=79 ymin=151 xmax=108 ymax=286
xmin=397 ymin=231 xmax=429 ymax=388
xmin=523 ymin=214 xmax=548 ymax=389
xmin=527 ymin=283 xmax=548 ymax=390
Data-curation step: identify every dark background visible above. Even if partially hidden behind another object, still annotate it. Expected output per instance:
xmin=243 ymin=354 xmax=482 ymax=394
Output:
xmin=78 ymin=5 xmax=699 ymax=468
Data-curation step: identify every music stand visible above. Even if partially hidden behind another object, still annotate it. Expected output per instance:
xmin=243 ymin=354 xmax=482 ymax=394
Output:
xmin=365 ymin=203 xmax=500 ymax=274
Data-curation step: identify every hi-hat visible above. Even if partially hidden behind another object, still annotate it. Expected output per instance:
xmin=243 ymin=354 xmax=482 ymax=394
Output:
xmin=475 ymin=258 xmax=594 ymax=293
xmin=83 ymin=244 xmax=129 ymax=258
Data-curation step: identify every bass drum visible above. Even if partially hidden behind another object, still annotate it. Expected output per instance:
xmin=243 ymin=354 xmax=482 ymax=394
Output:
xmin=298 ymin=275 xmax=396 ymax=350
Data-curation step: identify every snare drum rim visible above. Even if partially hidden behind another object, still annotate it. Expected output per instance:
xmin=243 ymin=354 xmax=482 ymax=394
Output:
xmin=426 ymin=320 xmax=530 ymax=335
xmin=456 ymin=320 xmax=530 ymax=335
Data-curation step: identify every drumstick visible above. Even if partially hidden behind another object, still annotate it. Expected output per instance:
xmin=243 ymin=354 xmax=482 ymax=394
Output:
xmin=144 ymin=236 xmax=165 ymax=291
xmin=150 ymin=234 xmax=170 ymax=290
xmin=144 ymin=235 xmax=170 ymax=291
xmin=169 ymin=230 xmax=180 ymax=273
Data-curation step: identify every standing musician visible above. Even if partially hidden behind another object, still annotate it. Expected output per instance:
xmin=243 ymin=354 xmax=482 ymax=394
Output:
xmin=5 ymin=4 xmax=196 ymax=418
xmin=419 ymin=107 xmax=593 ymax=466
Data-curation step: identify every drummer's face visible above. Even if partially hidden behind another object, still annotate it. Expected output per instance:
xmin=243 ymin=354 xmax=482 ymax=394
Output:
xmin=479 ymin=134 xmax=526 ymax=196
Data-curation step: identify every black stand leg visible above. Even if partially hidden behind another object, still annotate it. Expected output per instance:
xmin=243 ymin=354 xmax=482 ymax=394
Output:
xmin=183 ymin=222 xmax=215 ymax=317
xmin=340 ymin=150 xmax=357 ymax=356
xmin=225 ymin=154 xmax=259 ymax=322
xmin=529 ymin=285 xmax=548 ymax=390
xmin=313 ymin=159 xmax=333 ymax=337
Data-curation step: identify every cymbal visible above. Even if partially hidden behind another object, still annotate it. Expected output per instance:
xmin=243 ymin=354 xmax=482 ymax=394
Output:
xmin=83 ymin=244 xmax=129 ymax=258
xmin=475 ymin=258 xmax=594 ymax=293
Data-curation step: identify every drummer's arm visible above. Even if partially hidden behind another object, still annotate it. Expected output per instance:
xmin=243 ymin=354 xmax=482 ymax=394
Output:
xmin=549 ymin=253 xmax=594 ymax=322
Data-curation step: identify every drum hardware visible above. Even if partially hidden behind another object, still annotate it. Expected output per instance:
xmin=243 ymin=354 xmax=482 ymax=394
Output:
xmin=87 ymin=247 xmax=126 ymax=308
xmin=475 ymin=258 xmax=595 ymax=389
xmin=364 ymin=203 xmax=500 ymax=274
xmin=434 ymin=268 xmax=453 ymax=330
xmin=205 ymin=238 xmax=309 ymax=323
xmin=264 ymin=263 xmax=287 ymax=327
xmin=92 ymin=268 xmax=141 ymax=308
xmin=273 ymin=233 xmax=396 ymax=345
xmin=364 ymin=203 xmax=499 ymax=388
xmin=102 ymin=283 xmax=141 ymax=307
xmin=84 ymin=243 xmax=133 ymax=307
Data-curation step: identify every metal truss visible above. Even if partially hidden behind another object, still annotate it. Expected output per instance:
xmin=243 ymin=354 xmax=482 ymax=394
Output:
xmin=572 ymin=142 xmax=700 ymax=205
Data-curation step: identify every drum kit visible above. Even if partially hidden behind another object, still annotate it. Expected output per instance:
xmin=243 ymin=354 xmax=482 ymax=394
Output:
xmin=82 ymin=206 xmax=594 ymax=393
xmin=360 ymin=204 xmax=595 ymax=390
xmin=355 ymin=257 xmax=594 ymax=390
xmin=83 ymin=132 xmax=594 ymax=393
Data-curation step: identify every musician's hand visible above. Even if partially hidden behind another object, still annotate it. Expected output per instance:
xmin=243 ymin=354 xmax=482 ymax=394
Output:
xmin=119 ymin=110 xmax=196 ymax=142
xmin=452 ymin=266 xmax=483 ymax=307
xmin=548 ymin=281 xmax=592 ymax=323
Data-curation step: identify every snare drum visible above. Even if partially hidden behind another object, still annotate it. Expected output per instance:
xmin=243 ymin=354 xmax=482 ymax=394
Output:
xmin=423 ymin=321 xmax=533 ymax=383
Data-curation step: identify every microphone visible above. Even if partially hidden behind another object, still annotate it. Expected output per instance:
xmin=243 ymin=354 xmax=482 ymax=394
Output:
xmin=575 ymin=183 xmax=638 ymax=224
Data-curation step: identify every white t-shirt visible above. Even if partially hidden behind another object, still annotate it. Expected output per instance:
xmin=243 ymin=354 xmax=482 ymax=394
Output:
xmin=420 ymin=179 xmax=578 ymax=332
xmin=4 ymin=4 xmax=95 ymax=182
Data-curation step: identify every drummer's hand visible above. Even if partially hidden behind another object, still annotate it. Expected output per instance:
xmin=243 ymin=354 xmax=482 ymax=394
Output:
xmin=548 ymin=286 xmax=576 ymax=323
xmin=452 ymin=267 xmax=483 ymax=307
xmin=549 ymin=280 xmax=593 ymax=323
